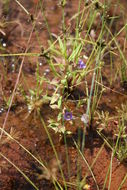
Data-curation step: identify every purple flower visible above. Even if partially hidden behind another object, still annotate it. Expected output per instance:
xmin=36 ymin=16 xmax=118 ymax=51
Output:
xmin=64 ymin=111 xmax=73 ymax=121
xmin=78 ymin=59 xmax=86 ymax=69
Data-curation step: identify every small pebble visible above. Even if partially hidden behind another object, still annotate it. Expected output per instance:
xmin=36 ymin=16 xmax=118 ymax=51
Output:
xmin=44 ymin=68 xmax=50 ymax=76
xmin=45 ymin=68 xmax=50 ymax=73
xmin=11 ymin=64 xmax=15 ymax=68
xmin=2 ymin=43 xmax=6 ymax=47
xmin=0 ymin=108 xmax=4 ymax=114
xmin=39 ymin=62 xmax=43 ymax=66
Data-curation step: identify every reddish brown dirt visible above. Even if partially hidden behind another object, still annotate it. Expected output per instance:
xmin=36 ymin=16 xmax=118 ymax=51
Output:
xmin=0 ymin=0 xmax=127 ymax=190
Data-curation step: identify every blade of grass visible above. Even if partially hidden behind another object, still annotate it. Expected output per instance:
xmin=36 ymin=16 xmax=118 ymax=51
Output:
xmin=73 ymin=139 xmax=100 ymax=190
xmin=0 ymin=152 xmax=39 ymax=190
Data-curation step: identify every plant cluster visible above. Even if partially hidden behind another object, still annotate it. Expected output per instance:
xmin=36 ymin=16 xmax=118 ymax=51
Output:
xmin=0 ymin=0 xmax=127 ymax=189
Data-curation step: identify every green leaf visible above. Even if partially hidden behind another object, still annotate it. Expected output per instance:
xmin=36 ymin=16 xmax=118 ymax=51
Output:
xmin=69 ymin=43 xmax=82 ymax=62
xmin=50 ymin=93 xmax=60 ymax=104
xmin=57 ymin=112 xmax=62 ymax=121
xmin=49 ymin=60 xmax=61 ymax=77
xmin=58 ymin=96 xmax=62 ymax=108
xmin=50 ymin=104 xmax=59 ymax=109
xmin=58 ymin=36 xmax=64 ymax=55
